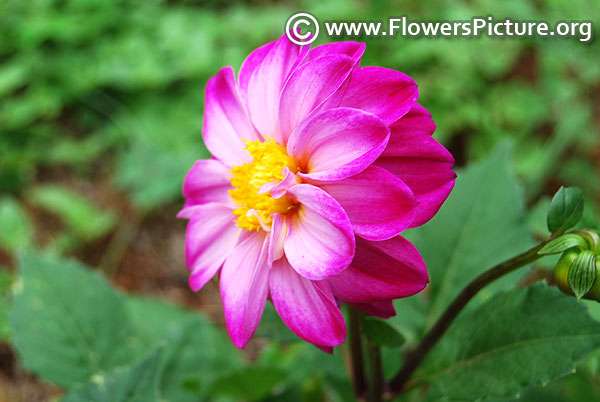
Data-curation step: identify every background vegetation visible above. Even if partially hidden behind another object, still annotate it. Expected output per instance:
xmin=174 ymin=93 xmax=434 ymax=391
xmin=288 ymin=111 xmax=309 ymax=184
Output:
xmin=0 ymin=0 xmax=599 ymax=400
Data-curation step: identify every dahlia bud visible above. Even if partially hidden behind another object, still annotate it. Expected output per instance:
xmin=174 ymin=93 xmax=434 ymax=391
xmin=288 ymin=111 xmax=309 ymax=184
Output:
xmin=540 ymin=230 xmax=600 ymax=300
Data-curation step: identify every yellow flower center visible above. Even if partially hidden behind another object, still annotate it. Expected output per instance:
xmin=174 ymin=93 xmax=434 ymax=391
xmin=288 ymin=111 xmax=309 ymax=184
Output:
xmin=229 ymin=139 xmax=298 ymax=231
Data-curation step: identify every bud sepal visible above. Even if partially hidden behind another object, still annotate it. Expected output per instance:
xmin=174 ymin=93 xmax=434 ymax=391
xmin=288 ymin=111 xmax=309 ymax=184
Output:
xmin=550 ymin=231 xmax=600 ymax=301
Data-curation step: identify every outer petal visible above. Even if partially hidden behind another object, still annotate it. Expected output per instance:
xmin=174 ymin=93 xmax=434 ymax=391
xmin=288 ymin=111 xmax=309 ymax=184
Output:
xmin=385 ymin=103 xmax=437 ymax=136
xmin=319 ymin=166 xmax=417 ymax=240
xmin=243 ymin=34 xmax=310 ymax=140
xmin=238 ymin=41 xmax=275 ymax=107
xmin=284 ymin=184 xmax=355 ymax=280
xmin=287 ymin=107 xmax=390 ymax=182
xmin=278 ymin=54 xmax=354 ymax=144
xmin=376 ymin=106 xmax=456 ymax=227
xmin=203 ymin=66 xmax=260 ymax=167
xmin=178 ymin=204 xmax=240 ymax=292
xmin=182 ymin=159 xmax=232 ymax=207
xmin=339 ymin=66 xmax=418 ymax=125
xmin=270 ymin=257 xmax=346 ymax=347
xmin=350 ymin=300 xmax=396 ymax=319
xmin=329 ymin=236 xmax=428 ymax=303
xmin=301 ymin=42 xmax=365 ymax=119
xmin=306 ymin=41 xmax=365 ymax=65
xmin=220 ymin=231 xmax=270 ymax=348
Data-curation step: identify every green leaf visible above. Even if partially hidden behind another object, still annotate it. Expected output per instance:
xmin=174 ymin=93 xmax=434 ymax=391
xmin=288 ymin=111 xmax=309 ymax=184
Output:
xmin=547 ymin=187 xmax=584 ymax=234
xmin=125 ymin=296 xmax=191 ymax=349
xmin=0 ymin=196 xmax=34 ymax=253
xmin=403 ymin=145 xmax=532 ymax=328
xmin=8 ymin=252 xmax=141 ymax=387
xmin=362 ymin=317 xmax=405 ymax=347
xmin=63 ymin=347 xmax=164 ymax=402
xmin=207 ymin=366 xmax=287 ymax=401
xmin=0 ymin=268 xmax=13 ymax=340
xmin=419 ymin=284 xmax=600 ymax=401
xmin=539 ymin=234 xmax=589 ymax=255
xmin=29 ymin=185 xmax=117 ymax=241
xmin=157 ymin=317 xmax=242 ymax=402
xmin=568 ymin=250 xmax=597 ymax=300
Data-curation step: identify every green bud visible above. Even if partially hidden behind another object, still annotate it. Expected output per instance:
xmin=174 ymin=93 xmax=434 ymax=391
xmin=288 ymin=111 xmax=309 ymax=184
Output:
xmin=554 ymin=248 xmax=600 ymax=301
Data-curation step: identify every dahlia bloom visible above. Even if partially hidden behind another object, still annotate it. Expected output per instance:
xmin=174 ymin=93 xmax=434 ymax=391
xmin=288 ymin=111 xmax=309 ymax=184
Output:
xmin=179 ymin=33 xmax=455 ymax=349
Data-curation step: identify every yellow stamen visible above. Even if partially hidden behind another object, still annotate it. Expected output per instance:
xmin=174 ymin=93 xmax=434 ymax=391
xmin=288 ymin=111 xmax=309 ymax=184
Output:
xmin=229 ymin=139 xmax=298 ymax=231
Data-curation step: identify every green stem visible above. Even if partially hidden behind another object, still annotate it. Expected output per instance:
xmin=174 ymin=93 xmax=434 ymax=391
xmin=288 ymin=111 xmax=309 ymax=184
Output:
xmin=348 ymin=306 xmax=367 ymax=399
xmin=366 ymin=341 xmax=383 ymax=402
xmin=385 ymin=239 xmax=551 ymax=397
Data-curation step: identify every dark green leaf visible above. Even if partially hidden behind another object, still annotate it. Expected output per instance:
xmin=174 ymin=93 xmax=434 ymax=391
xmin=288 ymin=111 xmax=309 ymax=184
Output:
xmin=420 ymin=284 xmax=600 ymax=401
xmin=362 ymin=317 xmax=405 ymax=347
xmin=9 ymin=252 xmax=141 ymax=387
xmin=207 ymin=366 xmax=287 ymax=401
xmin=157 ymin=317 xmax=242 ymax=402
xmin=547 ymin=187 xmax=584 ymax=234
xmin=63 ymin=347 xmax=164 ymax=402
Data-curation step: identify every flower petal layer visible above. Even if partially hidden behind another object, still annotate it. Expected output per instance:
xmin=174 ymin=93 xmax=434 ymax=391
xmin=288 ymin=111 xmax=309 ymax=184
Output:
xmin=238 ymin=41 xmax=275 ymax=107
xmin=270 ymin=257 xmax=346 ymax=346
xmin=376 ymin=105 xmax=456 ymax=227
xmin=220 ymin=231 xmax=270 ymax=348
xmin=182 ymin=159 xmax=232 ymax=207
xmin=306 ymin=41 xmax=365 ymax=65
xmin=329 ymin=236 xmax=428 ymax=303
xmin=178 ymin=203 xmax=240 ymax=292
xmin=339 ymin=66 xmax=418 ymax=125
xmin=284 ymin=184 xmax=355 ymax=280
xmin=350 ymin=300 xmax=397 ymax=319
xmin=243 ymin=34 xmax=309 ymax=140
xmin=287 ymin=107 xmax=390 ymax=181
xmin=318 ymin=166 xmax=417 ymax=240
xmin=203 ymin=66 xmax=260 ymax=167
xmin=278 ymin=54 xmax=354 ymax=144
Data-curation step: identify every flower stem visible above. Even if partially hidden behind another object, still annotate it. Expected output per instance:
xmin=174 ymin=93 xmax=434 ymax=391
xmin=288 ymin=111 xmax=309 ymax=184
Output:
xmin=385 ymin=239 xmax=552 ymax=397
xmin=366 ymin=341 xmax=383 ymax=402
xmin=348 ymin=306 xmax=367 ymax=399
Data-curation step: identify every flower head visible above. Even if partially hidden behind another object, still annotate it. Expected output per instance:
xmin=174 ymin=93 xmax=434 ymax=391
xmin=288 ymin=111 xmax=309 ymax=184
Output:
xmin=179 ymin=34 xmax=456 ymax=349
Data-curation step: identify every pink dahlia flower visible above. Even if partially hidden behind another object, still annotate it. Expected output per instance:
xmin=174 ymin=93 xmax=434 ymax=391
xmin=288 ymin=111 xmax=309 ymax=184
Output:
xmin=179 ymin=33 xmax=455 ymax=349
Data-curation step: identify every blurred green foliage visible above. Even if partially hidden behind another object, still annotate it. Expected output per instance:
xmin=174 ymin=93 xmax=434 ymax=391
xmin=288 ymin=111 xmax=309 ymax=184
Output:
xmin=1 ymin=0 xmax=599 ymax=400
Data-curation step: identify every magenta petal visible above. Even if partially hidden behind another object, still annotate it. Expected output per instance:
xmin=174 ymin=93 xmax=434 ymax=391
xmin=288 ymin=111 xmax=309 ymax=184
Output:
xmin=238 ymin=41 xmax=275 ymax=107
xmin=220 ymin=231 xmax=270 ymax=348
xmin=339 ymin=66 xmax=418 ymax=125
xmin=314 ymin=344 xmax=335 ymax=354
xmin=284 ymin=184 xmax=355 ymax=280
xmin=385 ymin=103 xmax=437 ymax=137
xmin=319 ymin=166 xmax=417 ymax=240
xmin=329 ymin=236 xmax=428 ymax=303
xmin=287 ymin=107 xmax=390 ymax=182
xmin=268 ymin=213 xmax=287 ymax=262
xmin=179 ymin=203 xmax=240 ymax=292
xmin=278 ymin=54 xmax=354 ymax=144
xmin=376 ymin=106 xmax=456 ymax=227
xmin=203 ymin=66 xmax=260 ymax=167
xmin=243 ymin=34 xmax=309 ymax=140
xmin=182 ymin=159 xmax=232 ymax=207
xmin=306 ymin=41 xmax=365 ymax=66
xmin=350 ymin=300 xmax=397 ymax=319
xmin=270 ymin=257 xmax=346 ymax=347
